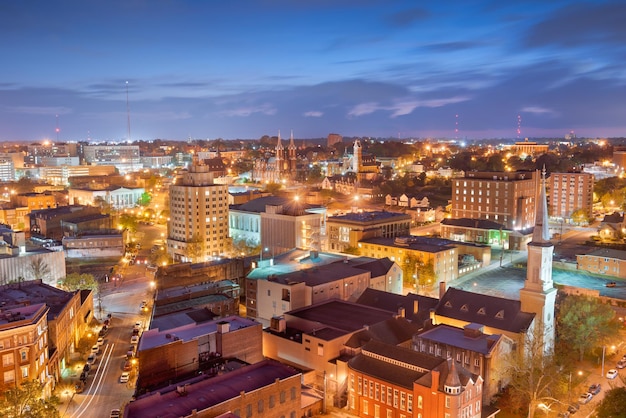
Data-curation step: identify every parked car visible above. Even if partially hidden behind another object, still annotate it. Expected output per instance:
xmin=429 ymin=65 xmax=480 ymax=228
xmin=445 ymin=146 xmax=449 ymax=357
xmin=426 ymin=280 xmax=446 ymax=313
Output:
xmin=97 ymin=337 xmax=104 ymax=346
xmin=119 ymin=372 xmax=130 ymax=383
xmin=130 ymin=335 xmax=139 ymax=345
xmin=123 ymin=360 xmax=132 ymax=371
xmin=578 ymin=392 xmax=592 ymax=404
xmin=567 ymin=403 xmax=579 ymax=414
xmin=134 ymin=321 xmax=143 ymax=330
xmin=617 ymin=359 xmax=626 ymax=369
xmin=588 ymin=383 xmax=601 ymax=395
xmin=87 ymin=354 xmax=96 ymax=365
xmin=91 ymin=344 xmax=99 ymax=354
xmin=607 ymin=369 xmax=619 ymax=379
xmin=82 ymin=364 xmax=90 ymax=373
xmin=74 ymin=381 xmax=85 ymax=393
xmin=606 ymin=281 xmax=617 ymax=287
xmin=79 ymin=371 xmax=88 ymax=382
xmin=110 ymin=409 xmax=121 ymax=418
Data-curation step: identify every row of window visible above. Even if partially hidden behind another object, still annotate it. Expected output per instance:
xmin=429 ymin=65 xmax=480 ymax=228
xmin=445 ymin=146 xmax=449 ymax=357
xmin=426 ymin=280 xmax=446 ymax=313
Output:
xmin=231 ymin=387 xmax=297 ymax=418
xmin=354 ymin=376 xmax=414 ymax=412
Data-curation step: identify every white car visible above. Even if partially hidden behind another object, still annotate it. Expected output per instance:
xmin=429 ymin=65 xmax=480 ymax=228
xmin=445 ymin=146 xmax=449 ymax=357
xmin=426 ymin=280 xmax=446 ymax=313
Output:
xmin=607 ymin=369 xmax=619 ymax=379
xmin=91 ymin=344 xmax=99 ymax=354
xmin=97 ymin=337 xmax=104 ymax=346
xmin=133 ymin=321 xmax=143 ymax=330
xmin=130 ymin=335 xmax=139 ymax=345
xmin=579 ymin=392 xmax=592 ymax=404
xmin=120 ymin=372 xmax=130 ymax=383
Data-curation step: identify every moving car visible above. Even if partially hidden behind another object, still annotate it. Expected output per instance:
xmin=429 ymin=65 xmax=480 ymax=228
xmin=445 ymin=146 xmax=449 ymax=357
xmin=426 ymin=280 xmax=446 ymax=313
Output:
xmin=578 ymin=392 xmax=592 ymax=404
xmin=120 ymin=371 xmax=130 ymax=383
xmin=607 ymin=369 xmax=619 ymax=379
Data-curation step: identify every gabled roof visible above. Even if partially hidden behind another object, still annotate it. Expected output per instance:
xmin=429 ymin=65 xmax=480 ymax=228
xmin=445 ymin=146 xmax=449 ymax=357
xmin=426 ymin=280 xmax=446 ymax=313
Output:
xmin=435 ymin=287 xmax=535 ymax=333
xmin=343 ymin=317 xmax=422 ymax=348
xmin=602 ymin=212 xmax=624 ymax=224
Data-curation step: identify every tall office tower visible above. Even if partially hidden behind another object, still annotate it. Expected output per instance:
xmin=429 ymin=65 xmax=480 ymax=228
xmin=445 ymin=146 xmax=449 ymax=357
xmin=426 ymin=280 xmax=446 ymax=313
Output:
xmin=167 ymin=155 xmax=230 ymax=262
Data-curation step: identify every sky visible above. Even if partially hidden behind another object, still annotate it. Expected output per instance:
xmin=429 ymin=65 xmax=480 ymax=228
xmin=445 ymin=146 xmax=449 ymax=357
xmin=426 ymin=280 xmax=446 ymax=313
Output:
xmin=2 ymin=0 xmax=626 ymax=143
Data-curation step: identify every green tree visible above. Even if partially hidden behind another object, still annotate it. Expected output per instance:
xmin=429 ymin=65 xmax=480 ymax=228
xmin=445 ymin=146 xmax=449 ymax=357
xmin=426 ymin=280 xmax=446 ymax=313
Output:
xmin=93 ymin=196 xmax=112 ymax=214
xmin=415 ymin=257 xmax=436 ymax=289
xmin=264 ymin=182 xmax=282 ymax=195
xmin=29 ymin=258 xmax=50 ymax=282
xmin=118 ymin=213 xmax=138 ymax=233
xmin=594 ymin=387 xmax=626 ymax=417
xmin=557 ymin=294 xmax=620 ymax=361
xmin=58 ymin=273 xmax=98 ymax=292
xmin=137 ymin=192 xmax=152 ymax=207
xmin=570 ymin=208 xmax=590 ymax=226
xmin=0 ymin=379 xmax=60 ymax=418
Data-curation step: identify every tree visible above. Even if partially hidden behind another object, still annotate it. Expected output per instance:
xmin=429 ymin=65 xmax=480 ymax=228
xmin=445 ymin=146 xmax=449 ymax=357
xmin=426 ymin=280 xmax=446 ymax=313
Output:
xmin=501 ymin=322 xmax=565 ymax=418
xmin=118 ymin=213 xmax=138 ymax=233
xmin=58 ymin=273 xmax=98 ymax=292
xmin=93 ymin=196 xmax=112 ymax=214
xmin=570 ymin=208 xmax=590 ymax=226
xmin=264 ymin=182 xmax=282 ymax=195
xmin=557 ymin=294 xmax=620 ymax=361
xmin=137 ymin=192 xmax=152 ymax=207
xmin=594 ymin=387 xmax=626 ymax=417
xmin=185 ymin=234 xmax=205 ymax=262
xmin=0 ymin=379 xmax=60 ymax=418
xmin=29 ymin=258 xmax=50 ymax=282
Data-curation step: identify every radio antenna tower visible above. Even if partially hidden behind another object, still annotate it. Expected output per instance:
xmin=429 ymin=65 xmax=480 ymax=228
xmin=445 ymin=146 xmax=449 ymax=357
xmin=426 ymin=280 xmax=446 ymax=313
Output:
xmin=455 ymin=114 xmax=459 ymax=140
xmin=55 ymin=114 xmax=60 ymax=142
xmin=126 ymin=81 xmax=131 ymax=143
xmin=517 ymin=115 xmax=522 ymax=139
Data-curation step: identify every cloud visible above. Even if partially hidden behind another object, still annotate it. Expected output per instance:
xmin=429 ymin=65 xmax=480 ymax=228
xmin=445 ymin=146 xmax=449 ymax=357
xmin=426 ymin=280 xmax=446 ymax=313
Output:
xmin=218 ymin=103 xmax=277 ymax=117
xmin=8 ymin=106 xmax=72 ymax=116
xmin=303 ymin=111 xmax=323 ymax=117
xmin=521 ymin=106 xmax=557 ymax=117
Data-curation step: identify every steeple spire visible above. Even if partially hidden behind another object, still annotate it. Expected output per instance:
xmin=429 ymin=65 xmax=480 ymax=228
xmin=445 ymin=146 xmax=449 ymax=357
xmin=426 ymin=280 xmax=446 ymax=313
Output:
xmin=531 ymin=166 xmax=551 ymax=245
xmin=276 ymin=130 xmax=283 ymax=151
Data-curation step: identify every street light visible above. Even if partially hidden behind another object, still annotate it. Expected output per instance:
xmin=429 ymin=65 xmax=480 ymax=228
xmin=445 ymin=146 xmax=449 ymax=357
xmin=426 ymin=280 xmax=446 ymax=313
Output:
xmin=602 ymin=344 xmax=616 ymax=377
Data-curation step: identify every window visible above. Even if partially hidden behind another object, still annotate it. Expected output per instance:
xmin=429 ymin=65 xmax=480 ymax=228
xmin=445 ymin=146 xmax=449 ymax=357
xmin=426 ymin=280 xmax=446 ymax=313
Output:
xmin=280 ymin=390 xmax=286 ymax=403
xmin=258 ymin=400 xmax=264 ymax=413
xmin=4 ymin=370 xmax=15 ymax=383
xmin=291 ymin=387 xmax=296 ymax=400
xmin=394 ymin=389 xmax=399 ymax=408
xmin=269 ymin=395 xmax=275 ymax=408
xmin=445 ymin=396 xmax=450 ymax=408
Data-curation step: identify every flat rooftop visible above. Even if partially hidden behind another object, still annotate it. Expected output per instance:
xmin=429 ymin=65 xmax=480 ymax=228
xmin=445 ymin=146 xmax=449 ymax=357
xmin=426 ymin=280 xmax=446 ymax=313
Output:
xmin=124 ymin=359 xmax=300 ymax=418
xmin=139 ymin=315 xmax=259 ymax=351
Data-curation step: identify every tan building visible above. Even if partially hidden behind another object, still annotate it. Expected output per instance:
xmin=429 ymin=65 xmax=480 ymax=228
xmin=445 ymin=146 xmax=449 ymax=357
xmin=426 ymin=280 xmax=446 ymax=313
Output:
xmin=0 ymin=303 xmax=52 ymax=395
xmin=577 ymin=248 xmax=626 ymax=279
xmin=12 ymin=192 xmax=56 ymax=211
xmin=0 ymin=280 xmax=94 ymax=387
xmin=326 ymin=211 xmax=411 ymax=253
xmin=451 ymin=170 xmax=539 ymax=230
xmin=548 ymin=171 xmax=594 ymax=221
xmin=167 ymin=155 xmax=230 ymax=262
xmin=0 ymin=204 xmax=29 ymax=231
xmin=358 ymin=236 xmax=461 ymax=286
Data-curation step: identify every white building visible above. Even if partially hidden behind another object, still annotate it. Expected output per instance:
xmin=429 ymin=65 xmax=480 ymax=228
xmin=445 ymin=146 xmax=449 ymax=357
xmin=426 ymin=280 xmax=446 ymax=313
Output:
xmin=68 ymin=186 xmax=145 ymax=209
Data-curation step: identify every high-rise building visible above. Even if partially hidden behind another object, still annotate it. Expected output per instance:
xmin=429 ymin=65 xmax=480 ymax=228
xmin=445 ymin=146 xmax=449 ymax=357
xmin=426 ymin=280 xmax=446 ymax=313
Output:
xmin=451 ymin=170 xmax=538 ymax=230
xmin=548 ymin=171 xmax=594 ymax=221
xmin=167 ymin=155 xmax=230 ymax=262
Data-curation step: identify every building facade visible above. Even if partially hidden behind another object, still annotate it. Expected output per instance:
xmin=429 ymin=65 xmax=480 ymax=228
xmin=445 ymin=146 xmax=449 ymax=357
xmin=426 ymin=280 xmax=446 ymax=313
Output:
xmin=167 ymin=155 xmax=230 ymax=262
xmin=451 ymin=170 xmax=539 ymax=230
xmin=548 ymin=172 xmax=594 ymax=221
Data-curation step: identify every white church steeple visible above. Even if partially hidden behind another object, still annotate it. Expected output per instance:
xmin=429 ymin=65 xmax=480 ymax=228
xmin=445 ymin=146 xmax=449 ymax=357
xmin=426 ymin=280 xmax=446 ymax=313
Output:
xmin=519 ymin=167 xmax=557 ymax=354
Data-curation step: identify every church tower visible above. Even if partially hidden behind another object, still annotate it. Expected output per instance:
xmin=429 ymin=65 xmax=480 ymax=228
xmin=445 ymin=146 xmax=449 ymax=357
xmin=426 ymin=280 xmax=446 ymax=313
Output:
xmin=352 ymin=139 xmax=362 ymax=173
xmin=275 ymin=130 xmax=284 ymax=177
xmin=519 ymin=168 xmax=557 ymax=354
xmin=288 ymin=129 xmax=297 ymax=174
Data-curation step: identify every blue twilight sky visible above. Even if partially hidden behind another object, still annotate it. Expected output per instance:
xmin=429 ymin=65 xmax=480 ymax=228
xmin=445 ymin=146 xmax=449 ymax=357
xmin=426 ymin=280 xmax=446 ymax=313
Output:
xmin=1 ymin=0 xmax=626 ymax=142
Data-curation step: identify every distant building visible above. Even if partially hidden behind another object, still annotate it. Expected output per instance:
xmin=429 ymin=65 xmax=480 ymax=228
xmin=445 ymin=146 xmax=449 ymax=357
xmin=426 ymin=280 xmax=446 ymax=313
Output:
xmin=68 ymin=185 xmax=145 ymax=209
xmin=451 ymin=170 xmax=539 ymax=230
xmin=12 ymin=192 xmax=56 ymax=211
xmin=327 ymin=133 xmax=343 ymax=148
xmin=548 ymin=172 xmax=594 ymax=221
xmin=167 ymin=155 xmax=230 ymax=262
xmin=39 ymin=165 xmax=117 ymax=186
xmin=252 ymin=131 xmax=299 ymax=184
xmin=82 ymin=144 xmax=140 ymax=174
xmin=440 ymin=218 xmax=510 ymax=249
xmin=29 ymin=205 xmax=101 ymax=240
xmin=154 ymin=259 xmax=245 ymax=291
xmin=508 ymin=138 xmax=549 ymax=156
xmin=62 ymin=231 xmax=125 ymax=258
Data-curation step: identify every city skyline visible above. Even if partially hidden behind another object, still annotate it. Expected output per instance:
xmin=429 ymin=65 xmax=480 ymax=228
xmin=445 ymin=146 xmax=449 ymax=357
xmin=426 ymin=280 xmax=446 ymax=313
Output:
xmin=2 ymin=0 xmax=626 ymax=142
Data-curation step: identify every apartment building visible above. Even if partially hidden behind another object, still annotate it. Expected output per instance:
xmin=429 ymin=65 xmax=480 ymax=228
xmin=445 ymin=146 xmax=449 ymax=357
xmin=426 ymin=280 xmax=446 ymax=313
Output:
xmin=451 ymin=170 xmax=538 ymax=230
xmin=548 ymin=172 xmax=594 ymax=221
xmin=167 ymin=155 xmax=230 ymax=262
xmin=0 ymin=303 xmax=52 ymax=395
xmin=576 ymin=248 xmax=626 ymax=279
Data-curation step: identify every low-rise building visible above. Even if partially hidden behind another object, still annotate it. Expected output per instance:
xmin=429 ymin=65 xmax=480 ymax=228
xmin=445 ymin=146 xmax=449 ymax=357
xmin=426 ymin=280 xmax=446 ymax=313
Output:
xmin=0 ymin=303 xmax=52 ymax=395
xmin=137 ymin=315 xmax=263 ymax=389
xmin=125 ymin=359 xmax=311 ymax=418
xmin=326 ymin=210 xmax=412 ymax=253
xmin=62 ymin=231 xmax=125 ymax=258
xmin=576 ymin=248 xmax=626 ymax=279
